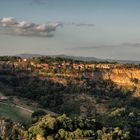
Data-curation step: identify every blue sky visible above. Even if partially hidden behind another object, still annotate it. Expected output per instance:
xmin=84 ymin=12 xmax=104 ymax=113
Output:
xmin=0 ymin=0 xmax=140 ymax=60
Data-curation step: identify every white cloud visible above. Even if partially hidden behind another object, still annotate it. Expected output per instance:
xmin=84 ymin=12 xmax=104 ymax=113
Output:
xmin=0 ymin=17 xmax=62 ymax=37
xmin=17 ymin=21 xmax=34 ymax=29
xmin=35 ymin=22 xmax=63 ymax=32
xmin=35 ymin=24 xmax=49 ymax=32
xmin=0 ymin=17 xmax=17 ymax=26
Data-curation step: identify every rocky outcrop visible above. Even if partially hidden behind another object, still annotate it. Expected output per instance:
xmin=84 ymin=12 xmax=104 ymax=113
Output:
xmin=86 ymin=65 xmax=140 ymax=96
xmin=88 ymin=65 xmax=140 ymax=87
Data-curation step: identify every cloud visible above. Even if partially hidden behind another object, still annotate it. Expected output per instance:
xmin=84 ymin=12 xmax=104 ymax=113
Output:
xmin=17 ymin=21 xmax=35 ymax=29
xmin=35 ymin=22 xmax=63 ymax=32
xmin=122 ymin=43 xmax=140 ymax=47
xmin=69 ymin=46 xmax=105 ymax=51
xmin=0 ymin=17 xmax=17 ymax=26
xmin=30 ymin=0 xmax=47 ymax=5
xmin=73 ymin=23 xmax=94 ymax=27
xmin=0 ymin=17 xmax=63 ymax=37
xmin=67 ymin=22 xmax=94 ymax=27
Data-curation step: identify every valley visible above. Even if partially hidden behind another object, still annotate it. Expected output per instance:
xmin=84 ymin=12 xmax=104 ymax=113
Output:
xmin=0 ymin=56 xmax=139 ymax=140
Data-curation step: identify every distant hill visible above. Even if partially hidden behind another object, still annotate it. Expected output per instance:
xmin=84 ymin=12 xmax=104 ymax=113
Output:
xmin=15 ymin=53 xmax=43 ymax=58
xmin=50 ymin=54 xmax=101 ymax=61
xmin=15 ymin=53 xmax=140 ymax=64
xmin=15 ymin=53 xmax=101 ymax=61
xmin=52 ymin=54 xmax=140 ymax=64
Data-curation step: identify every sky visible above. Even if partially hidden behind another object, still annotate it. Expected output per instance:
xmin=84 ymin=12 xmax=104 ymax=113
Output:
xmin=0 ymin=0 xmax=140 ymax=60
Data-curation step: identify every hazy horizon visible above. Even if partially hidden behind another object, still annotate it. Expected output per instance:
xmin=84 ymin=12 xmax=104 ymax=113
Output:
xmin=0 ymin=0 xmax=140 ymax=60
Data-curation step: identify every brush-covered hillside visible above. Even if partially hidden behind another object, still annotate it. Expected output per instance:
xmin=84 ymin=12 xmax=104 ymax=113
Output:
xmin=0 ymin=56 xmax=139 ymax=140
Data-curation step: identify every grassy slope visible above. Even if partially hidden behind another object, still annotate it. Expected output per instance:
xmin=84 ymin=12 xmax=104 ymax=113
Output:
xmin=0 ymin=103 xmax=31 ymax=124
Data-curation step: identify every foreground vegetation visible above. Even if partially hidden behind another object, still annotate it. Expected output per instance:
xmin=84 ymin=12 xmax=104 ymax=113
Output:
xmin=0 ymin=114 xmax=130 ymax=140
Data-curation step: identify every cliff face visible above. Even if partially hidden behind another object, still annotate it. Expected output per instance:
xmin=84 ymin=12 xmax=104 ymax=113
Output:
xmin=88 ymin=64 xmax=140 ymax=96
xmin=1 ymin=60 xmax=140 ymax=96
xmin=94 ymin=68 xmax=139 ymax=86
xmin=111 ymin=69 xmax=140 ymax=85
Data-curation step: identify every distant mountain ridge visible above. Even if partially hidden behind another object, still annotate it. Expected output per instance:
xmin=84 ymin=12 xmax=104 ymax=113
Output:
xmin=15 ymin=53 xmax=43 ymax=58
xmin=15 ymin=53 xmax=140 ymax=64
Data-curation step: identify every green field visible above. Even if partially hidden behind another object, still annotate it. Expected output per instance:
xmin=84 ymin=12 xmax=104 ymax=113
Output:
xmin=0 ymin=103 xmax=31 ymax=124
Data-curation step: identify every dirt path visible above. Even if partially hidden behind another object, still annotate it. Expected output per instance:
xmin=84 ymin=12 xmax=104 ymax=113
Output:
xmin=11 ymin=96 xmax=57 ymax=116
xmin=14 ymin=105 xmax=33 ymax=113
